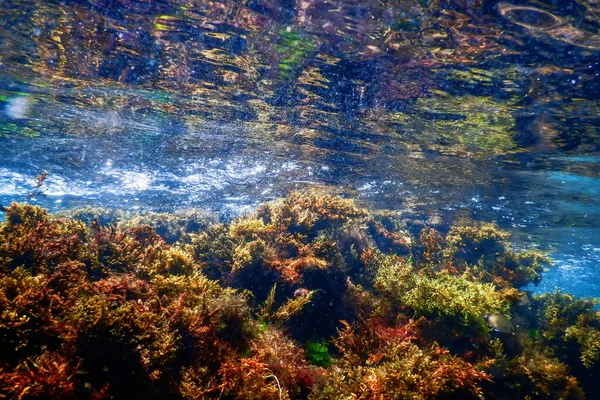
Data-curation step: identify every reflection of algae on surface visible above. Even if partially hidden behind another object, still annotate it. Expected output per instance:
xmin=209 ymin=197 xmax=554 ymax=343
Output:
xmin=1 ymin=193 xmax=599 ymax=398
xmin=543 ymin=98 xmax=600 ymax=152
xmin=404 ymin=91 xmax=518 ymax=155
xmin=0 ymin=122 xmax=41 ymax=138
xmin=276 ymin=29 xmax=317 ymax=76
xmin=1 ymin=116 xmax=43 ymax=139
xmin=2 ymin=0 xmax=595 ymax=155
xmin=134 ymin=88 xmax=177 ymax=106
xmin=441 ymin=65 xmax=531 ymax=95
xmin=445 ymin=68 xmax=493 ymax=84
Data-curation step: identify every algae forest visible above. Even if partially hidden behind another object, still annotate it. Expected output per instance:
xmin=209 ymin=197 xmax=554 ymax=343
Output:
xmin=1 ymin=0 xmax=600 ymax=398
xmin=1 ymin=193 xmax=599 ymax=399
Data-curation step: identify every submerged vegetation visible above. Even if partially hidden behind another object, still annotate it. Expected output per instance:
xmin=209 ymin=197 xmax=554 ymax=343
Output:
xmin=0 ymin=0 xmax=599 ymax=398
xmin=1 ymin=193 xmax=599 ymax=399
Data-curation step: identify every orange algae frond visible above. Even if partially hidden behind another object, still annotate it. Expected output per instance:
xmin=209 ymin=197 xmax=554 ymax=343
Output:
xmin=0 ymin=203 xmax=91 ymax=275
xmin=217 ymin=357 xmax=283 ymax=400
xmin=0 ymin=203 xmax=252 ymax=399
xmin=263 ymin=191 xmax=367 ymax=235
xmin=310 ymin=318 xmax=492 ymax=399
xmin=0 ymin=351 xmax=80 ymax=400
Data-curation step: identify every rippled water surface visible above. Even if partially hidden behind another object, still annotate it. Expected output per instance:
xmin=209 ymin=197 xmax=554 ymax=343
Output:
xmin=1 ymin=0 xmax=599 ymax=297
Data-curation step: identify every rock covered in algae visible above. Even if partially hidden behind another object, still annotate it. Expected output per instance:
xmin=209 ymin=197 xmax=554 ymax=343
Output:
xmin=0 ymin=193 xmax=598 ymax=399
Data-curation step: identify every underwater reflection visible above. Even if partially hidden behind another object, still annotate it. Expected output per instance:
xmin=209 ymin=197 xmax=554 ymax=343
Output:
xmin=498 ymin=2 xmax=600 ymax=50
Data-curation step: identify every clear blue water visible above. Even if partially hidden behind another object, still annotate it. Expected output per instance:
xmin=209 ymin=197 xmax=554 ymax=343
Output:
xmin=1 ymin=0 xmax=599 ymax=299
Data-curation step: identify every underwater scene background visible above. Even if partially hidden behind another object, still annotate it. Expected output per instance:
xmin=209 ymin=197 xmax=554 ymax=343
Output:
xmin=1 ymin=0 xmax=600 ymax=398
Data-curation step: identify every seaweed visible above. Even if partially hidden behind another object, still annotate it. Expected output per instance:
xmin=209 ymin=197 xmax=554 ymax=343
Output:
xmin=305 ymin=341 xmax=331 ymax=368
xmin=0 ymin=193 xmax=598 ymax=399
xmin=311 ymin=318 xmax=492 ymax=399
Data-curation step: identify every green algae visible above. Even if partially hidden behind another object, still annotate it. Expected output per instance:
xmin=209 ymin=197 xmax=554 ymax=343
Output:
xmin=305 ymin=341 xmax=331 ymax=368
xmin=375 ymin=260 xmax=508 ymax=334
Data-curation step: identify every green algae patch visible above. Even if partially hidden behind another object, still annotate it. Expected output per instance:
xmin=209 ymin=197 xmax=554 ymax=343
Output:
xmin=375 ymin=260 xmax=508 ymax=334
xmin=305 ymin=341 xmax=332 ymax=368
xmin=0 ymin=193 xmax=597 ymax=399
